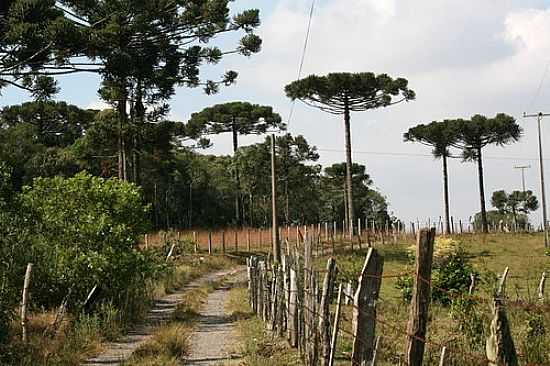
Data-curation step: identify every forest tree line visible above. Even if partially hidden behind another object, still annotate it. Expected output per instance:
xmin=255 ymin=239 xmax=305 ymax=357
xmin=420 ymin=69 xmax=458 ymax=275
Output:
xmin=0 ymin=100 xmax=394 ymax=229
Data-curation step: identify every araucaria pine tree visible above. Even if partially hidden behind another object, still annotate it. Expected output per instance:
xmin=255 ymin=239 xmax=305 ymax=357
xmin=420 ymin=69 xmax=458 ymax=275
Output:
xmin=285 ymin=72 xmax=415 ymax=238
xmin=405 ymin=120 xmax=459 ymax=235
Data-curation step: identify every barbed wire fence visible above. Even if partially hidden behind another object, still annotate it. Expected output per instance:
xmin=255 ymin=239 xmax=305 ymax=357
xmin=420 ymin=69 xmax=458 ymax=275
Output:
xmin=245 ymin=228 xmax=549 ymax=366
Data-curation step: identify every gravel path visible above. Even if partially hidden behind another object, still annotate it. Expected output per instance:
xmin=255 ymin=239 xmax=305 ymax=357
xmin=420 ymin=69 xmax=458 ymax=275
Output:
xmin=81 ymin=267 xmax=241 ymax=366
xmin=184 ymin=268 xmax=246 ymax=365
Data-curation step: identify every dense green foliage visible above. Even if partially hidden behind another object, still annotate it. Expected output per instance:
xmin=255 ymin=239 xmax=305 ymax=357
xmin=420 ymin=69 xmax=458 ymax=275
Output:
xmin=396 ymin=243 xmax=478 ymax=305
xmin=0 ymin=172 xmax=168 ymax=360
xmin=285 ymin=73 xmax=415 ymax=113
xmin=0 ymin=101 xmax=393 ymax=229
xmin=187 ymin=102 xmax=285 ymax=150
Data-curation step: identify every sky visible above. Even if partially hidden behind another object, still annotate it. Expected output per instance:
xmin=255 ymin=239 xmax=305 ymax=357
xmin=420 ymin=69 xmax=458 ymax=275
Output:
xmin=4 ymin=0 xmax=550 ymax=226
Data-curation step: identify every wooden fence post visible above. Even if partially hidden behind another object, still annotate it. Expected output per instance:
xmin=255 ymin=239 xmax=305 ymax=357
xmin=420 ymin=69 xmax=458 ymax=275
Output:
xmin=351 ymin=248 xmax=384 ymax=365
xmin=234 ymin=230 xmax=238 ymax=252
xmin=21 ymin=263 xmax=33 ymax=343
xmin=329 ymin=284 xmax=343 ymax=366
xmin=208 ymin=231 xmax=212 ymax=255
xmin=371 ymin=336 xmax=382 ymax=366
xmin=486 ymin=297 xmax=518 ymax=366
xmin=193 ymin=231 xmax=198 ymax=253
xmin=275 ymin=264 xmax=285 ymax=336
xmin=221 ymin=230 xmax=226 ymax=254
xmin=247 ymin=229 xmax=251 ymax=252
xmin=144 ymin=233 xmax=148 ymax=249
xmin=538 ymin=272 xmax=546 ymax=301
xmin=345 ymin=281 xmax=353 ymax=306
xmin=258 ymin=261 xmax=264 ymax=318
xmin=319 ymin=258 xmax=338 ymax=366
xmin=497 ymin=267 xmax=509 ymax=298
xmin=469 ymin=273 xmax=476 ymax=295
xmin=289 ymin=255 xmax=299 ymax=347
xmin=439 ymin=346 xmax=447 ymax=366
xmin=405 ymin=228 xmax=435 ymax=366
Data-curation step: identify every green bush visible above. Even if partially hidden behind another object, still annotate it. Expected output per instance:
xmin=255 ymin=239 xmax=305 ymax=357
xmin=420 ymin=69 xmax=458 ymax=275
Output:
xmin=17 ymin=172 xmax=159 ymax=311
xmin=396 ymin=243 xmax=478 ymax=305
xmin=0 ymin=163 xmax=29 ymax=350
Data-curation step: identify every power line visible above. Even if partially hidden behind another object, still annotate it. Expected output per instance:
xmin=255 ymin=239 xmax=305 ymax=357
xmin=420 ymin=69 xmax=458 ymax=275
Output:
xmin=525 ymin=57 xmax=550 ymax=113
xmin=287 ymin=0 xmax=316 ymax=128
xmin=316 ymin=148 xmax=550 ymax=161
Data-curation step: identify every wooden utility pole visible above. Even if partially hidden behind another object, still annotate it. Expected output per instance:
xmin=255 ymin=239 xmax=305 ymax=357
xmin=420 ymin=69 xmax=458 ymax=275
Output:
xmin=271 ymin=134 xmax=281 ymax=263
xmin=523 ymin=112 xmax=549 ymax=247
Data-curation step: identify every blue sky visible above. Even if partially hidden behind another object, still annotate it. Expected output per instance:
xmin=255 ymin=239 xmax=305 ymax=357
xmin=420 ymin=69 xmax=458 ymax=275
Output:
xmin=4 ymin=0 xmax=550 ymax=227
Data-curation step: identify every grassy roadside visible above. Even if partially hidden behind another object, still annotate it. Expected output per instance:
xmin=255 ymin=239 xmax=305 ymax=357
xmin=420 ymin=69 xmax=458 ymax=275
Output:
xmin=7 ymin=255 xmax=238 ymax=366
xmin=225 ymin=285 xmax=303 ymax=366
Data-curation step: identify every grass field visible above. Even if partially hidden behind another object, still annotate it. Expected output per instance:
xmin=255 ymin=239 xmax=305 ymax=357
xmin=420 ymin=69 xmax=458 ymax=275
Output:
xmin=317 ymin=233 xmax=550 ymax=365
xmin=231 ymin=232 xmax=550 ymax=365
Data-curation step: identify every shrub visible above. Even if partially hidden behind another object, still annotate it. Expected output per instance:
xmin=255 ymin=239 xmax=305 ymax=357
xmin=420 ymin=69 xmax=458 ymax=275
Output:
xmin=396 ymin=238 xmax=478 ymax=305
xmin=16 ymin=172 xmax=163 ymax=314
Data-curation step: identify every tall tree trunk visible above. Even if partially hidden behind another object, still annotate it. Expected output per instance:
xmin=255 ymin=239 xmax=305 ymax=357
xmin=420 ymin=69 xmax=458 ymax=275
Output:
xmin=117 ymin=93 xmax=128 ymax=181
xmin=285 ymin=179 xmax=290 ymax=224
xmin=343 ymin=101 xmax=355 ymax=239
xmin=343 ymin=181 xmax=349 ymax=231
xmin=232 ymin=119 xmax=241 ymax=226
xmin=188 ymin=183 xmax=193 ymax=228
xmin=477 ymin=147 xmax=488 ymax=233
xmin=442 ymin=155 xmax=451 ymax=235
xmin=132 ymin=85 xmax=144 ymax=186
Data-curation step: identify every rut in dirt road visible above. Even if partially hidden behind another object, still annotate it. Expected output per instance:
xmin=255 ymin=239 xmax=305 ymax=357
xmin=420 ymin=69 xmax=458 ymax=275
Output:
xmin=184 ymin=268 xmax=246 ymax=365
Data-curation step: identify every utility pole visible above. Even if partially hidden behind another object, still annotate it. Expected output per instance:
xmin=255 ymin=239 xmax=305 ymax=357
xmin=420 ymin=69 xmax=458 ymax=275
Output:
xmin=271 ymin=134 xmax=281 ymax=262
xmin=523 ymin=112 xmax=549 ymax=247
xmin=513 ymin=165 xmax=531 ymax=192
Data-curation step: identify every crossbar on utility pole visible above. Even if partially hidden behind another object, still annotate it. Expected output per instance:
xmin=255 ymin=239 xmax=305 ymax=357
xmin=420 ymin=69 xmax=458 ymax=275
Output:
xmin=513 ymin=165 xmax=531 ymax=192
xmin=524 ymin=112 xmax=549 ymax=247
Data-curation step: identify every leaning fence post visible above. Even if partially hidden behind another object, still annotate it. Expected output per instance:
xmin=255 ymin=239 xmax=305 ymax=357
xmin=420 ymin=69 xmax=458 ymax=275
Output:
xmin=439 ymin=346 xmax=447 ymax=366
xmin=497 ymin=267 xmax=509 ymax=298
xmin=21 ymin=263 xmax=33 ymax=343
xmin=208 ymin=231 xmax=213 ymax=255
xmin=538 ymin=272 xmax=546 ymax=301
xmin=351 ymin=248 xmax=384 ymax=365
xmin=405 ymin=228 xmax=435 ymax=366
xmin=469 ymin=273 xmax=476 ymax=295
xmin=371 ymin=336 xmax=382 ymax=366
xmin=345 ymin=281 xmax=353 ymax=305
xmin=328 ymin=284 xmax=343 ymax=366
xmin=486 ymin=297 xmax=518 ymax=366
xmin=319 ymin=258 xmax=338 ymax=366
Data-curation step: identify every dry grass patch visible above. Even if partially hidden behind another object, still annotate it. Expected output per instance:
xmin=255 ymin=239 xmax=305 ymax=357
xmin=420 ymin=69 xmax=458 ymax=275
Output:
xmin=226 ymin=286 xmax=302 ymax=366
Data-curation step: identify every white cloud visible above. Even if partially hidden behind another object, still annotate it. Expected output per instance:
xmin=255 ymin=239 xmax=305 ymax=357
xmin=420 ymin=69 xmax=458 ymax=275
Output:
xmin=85 ymin=99 xmax=110 ymax=111
xmin=215 ymin=0 xmax=550 ymax=225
